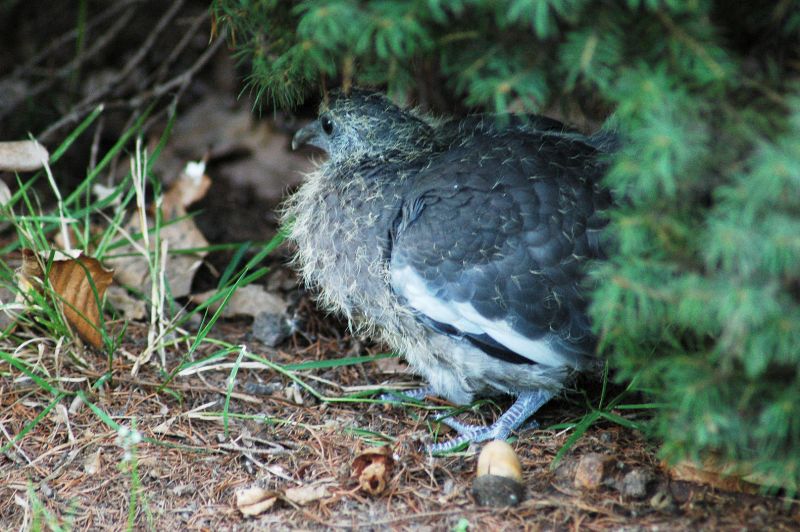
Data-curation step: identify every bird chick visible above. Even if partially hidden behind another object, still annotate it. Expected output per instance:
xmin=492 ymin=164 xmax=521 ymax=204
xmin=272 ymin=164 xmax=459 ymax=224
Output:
xmin=286 ymin=90 xmax=611 ymax=452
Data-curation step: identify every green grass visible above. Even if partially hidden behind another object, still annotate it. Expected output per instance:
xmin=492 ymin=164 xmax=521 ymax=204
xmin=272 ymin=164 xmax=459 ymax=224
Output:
xmin=0 ymin=105 xmax=289 ymax=528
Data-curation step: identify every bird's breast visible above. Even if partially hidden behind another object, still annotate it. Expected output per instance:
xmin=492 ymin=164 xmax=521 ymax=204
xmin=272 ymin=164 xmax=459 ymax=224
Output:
xmin=285 ymin=171 xmax=403 ymax=325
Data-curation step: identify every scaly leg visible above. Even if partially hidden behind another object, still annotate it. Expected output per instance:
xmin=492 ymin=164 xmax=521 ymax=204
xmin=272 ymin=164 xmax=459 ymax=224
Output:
xmin=429 ymin=390 xmax=553 ymax=454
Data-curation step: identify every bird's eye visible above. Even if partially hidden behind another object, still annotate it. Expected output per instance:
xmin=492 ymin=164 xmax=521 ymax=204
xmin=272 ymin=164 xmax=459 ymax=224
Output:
xmin=321 ymin=115 xmax=334 ymax=135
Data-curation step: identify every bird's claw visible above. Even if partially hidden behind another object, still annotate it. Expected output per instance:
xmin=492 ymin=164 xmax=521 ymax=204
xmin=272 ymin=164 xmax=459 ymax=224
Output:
xmin=428 ymin=416 xmax=509 ymax=454
xmin=426 ymin=390 xmax=553 ymax=454
xmin=379 ymin=386 xmax=434 ymax=403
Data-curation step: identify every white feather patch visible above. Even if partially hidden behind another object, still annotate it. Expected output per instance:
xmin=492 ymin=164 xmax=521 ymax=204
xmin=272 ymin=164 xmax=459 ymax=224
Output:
xmin=392 ymin=266 xmax=567 ymax=367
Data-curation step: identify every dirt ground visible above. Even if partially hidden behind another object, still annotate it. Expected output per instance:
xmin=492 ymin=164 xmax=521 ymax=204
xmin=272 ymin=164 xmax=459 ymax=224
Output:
xmin=2 ymin=315 xmax=799 ymax=531
xmin=1 ymin=1 xmax=800 ymax=530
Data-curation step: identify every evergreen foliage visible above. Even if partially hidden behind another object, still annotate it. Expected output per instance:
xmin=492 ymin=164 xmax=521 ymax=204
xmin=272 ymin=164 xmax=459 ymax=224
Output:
xmin=212 ymin=0 xmax=800 ymax=489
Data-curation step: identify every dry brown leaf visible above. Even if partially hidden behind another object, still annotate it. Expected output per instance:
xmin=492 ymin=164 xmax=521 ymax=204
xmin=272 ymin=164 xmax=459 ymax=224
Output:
xmin=190 ymin=284 xmax=287 ymax=319
xmin=351 ymin=445 xmax=394 ymax=496
xmin=106 ymin=285 xmax=147 ymax=321
xmin=155 ymin=95 xmax=311 ymax=201
xmin=152 ymin=416 xmax=178 ymax=435
xmin=0 ymin=140 xmax=49 ymax=171
xmin=667 ymin=459 xmax=759 ymax=494
xmin=19 ymin=249 xmax=113 ymax=348
xmin=283 ymin=484 xmax=329 ymax=506
xmin=160 ymin=161 xmax=211 ymax=218
xmin=107 ymin=161 xmax=210 ymax=299
xmin=235 ymin=486 xmax=277 ymax=517
xmin=83 ymin=448 xmax=102 ymax=475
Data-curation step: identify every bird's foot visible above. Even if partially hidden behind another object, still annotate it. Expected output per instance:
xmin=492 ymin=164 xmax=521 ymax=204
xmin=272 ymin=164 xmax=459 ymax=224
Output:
xmin=428 ymin=390 xmax=553 ymax=454
xmin=379 ymin=386 xmax=435 ymax=403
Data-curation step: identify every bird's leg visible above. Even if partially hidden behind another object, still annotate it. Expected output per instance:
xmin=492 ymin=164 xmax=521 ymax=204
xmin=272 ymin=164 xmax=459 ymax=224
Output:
xmin=379 ymin=386 xmax=435 ymax=403
xmin=428 ymin=389 xmax=553 ymax=454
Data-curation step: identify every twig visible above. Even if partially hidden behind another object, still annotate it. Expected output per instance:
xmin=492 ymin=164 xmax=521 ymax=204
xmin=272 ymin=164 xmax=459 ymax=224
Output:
xmin=150 ymin=11 xmax=211 ymax=86
xmin=0 ymin=0 xmax=144 ymax=84
xmin=113 ymin=0 xmax=187 ymax=94
xmin=129 ymin=33 xmax=227 ymax=108
xmin=38 ymin=29 xmax=226 ymax=142
xmin=0 ymin=8 xmax=137 ymax=122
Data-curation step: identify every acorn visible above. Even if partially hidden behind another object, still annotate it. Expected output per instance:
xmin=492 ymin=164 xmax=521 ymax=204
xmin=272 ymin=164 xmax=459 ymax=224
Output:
xmin=472 ymin=440 xmax=525 ymax=507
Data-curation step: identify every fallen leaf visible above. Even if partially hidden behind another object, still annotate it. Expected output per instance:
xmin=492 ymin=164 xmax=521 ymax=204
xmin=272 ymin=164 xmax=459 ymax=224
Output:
xmin=154 ymin=94 xmax=311 ymax=202
xmin=107 ymin=161 xmax=210 ymax=299
xmin=235 ymin=486 xmax=277 ymax=517
xmin=667 ymin=459 xmax=759 ymax=494
xmin=351 ymin=445 xmax=394 ymax=496
xmin=190 ymin=284 xmax=287 ymax=319
xmin=160 ymin=160 xmax=211 ymax=218
xmin=283 ymin=484 xmax=329 ymax=505
xmin=106 ymin=285 xmax=147 ymax=321
xmin=0 ymin=140 xmax=49 ymax=171
xmin=19 ymin=249 xmax=114 ymax=348
xmin=152 ymin=416 xmax=177 ymax=435
xmin=83 ymin=448 xmax=102 ymax=475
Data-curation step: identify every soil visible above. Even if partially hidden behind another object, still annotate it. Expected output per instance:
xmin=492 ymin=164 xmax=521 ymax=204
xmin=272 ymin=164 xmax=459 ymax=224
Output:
xmin=1 ymin=2 xmax=799 ymax=530
xmin=2 ymin=316 xmax=798 ymax=530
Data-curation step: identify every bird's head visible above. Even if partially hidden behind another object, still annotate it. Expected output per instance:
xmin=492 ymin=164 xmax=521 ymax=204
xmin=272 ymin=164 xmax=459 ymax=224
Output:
xmin=292 ymin=89 xmax=436 ymax=164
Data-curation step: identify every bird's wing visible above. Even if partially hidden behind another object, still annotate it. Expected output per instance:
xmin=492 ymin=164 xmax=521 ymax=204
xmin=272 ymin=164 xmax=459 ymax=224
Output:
xmin=390 ymin=131 xmax=610 ymax=368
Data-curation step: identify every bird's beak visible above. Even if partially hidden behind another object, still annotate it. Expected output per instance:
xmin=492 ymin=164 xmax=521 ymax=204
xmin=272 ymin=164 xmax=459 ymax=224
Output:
xmin=292 ymin=121 xmax=322 ymax=151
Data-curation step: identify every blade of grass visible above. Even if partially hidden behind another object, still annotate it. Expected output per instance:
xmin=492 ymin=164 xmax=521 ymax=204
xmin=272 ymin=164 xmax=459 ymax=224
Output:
xmin=0 ymin=350 xmax=60 ymax=394
xmin=49 ymin=104 xmax=105 ymax=164
xmin=598 ymin=410 xmax=643 ymax=431
xmin=217 ymin=241 xmax=251 ymax=288
xmin=551 ymin=411 xmax=601 ymax=469
xmin=222 ymin=345 xmax=246 ymax=437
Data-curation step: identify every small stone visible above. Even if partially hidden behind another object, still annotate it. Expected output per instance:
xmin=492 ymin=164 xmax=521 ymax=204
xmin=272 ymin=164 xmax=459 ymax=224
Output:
xmin=472 ymin=474 xmax=525 ymax=507
xmin=574 ymin=453 xmax=613 ymax=489
xmin=621 ymin=469 xmax=651 ymax=499
xmin=252 ymin=311 xmax=292 ymax=347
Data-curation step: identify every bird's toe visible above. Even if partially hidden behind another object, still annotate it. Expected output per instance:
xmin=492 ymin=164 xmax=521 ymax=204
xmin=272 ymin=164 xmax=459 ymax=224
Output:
xmin=379 ymin=386 xmax=435 ymax=403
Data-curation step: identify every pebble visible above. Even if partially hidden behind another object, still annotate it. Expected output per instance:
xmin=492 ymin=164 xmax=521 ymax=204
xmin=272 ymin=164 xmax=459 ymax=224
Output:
xmin=621 ymin=469 xmax=651 ymax=499
xmin=252 ymin=311 xmax=292 ymax=346
xmin=574 ymin=453 xmax=613 ymax=489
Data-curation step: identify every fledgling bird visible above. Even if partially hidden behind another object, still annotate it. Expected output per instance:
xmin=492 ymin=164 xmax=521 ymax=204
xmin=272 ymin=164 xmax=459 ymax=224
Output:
xmin=286 ymin=90 xmax=612 ymax=452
